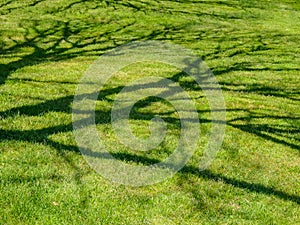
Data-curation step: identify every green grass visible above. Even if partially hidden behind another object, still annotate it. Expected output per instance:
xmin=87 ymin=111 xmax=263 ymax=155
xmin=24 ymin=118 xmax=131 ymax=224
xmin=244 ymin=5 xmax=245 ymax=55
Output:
xmin=0 ymin=0 xmax=299 ymax=224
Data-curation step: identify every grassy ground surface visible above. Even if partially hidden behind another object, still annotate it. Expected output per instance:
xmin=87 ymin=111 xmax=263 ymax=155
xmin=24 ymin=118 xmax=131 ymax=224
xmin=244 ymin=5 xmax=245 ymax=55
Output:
xmin=0 ymin=0 xmax=299 ymax=224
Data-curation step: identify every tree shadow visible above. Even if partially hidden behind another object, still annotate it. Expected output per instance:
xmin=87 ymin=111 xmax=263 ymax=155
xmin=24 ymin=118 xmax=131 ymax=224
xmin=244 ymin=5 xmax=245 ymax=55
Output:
xmin=1 ymin=0 xmax=298 ymax=85
xmin=213 ymin=62 xmax=300 ymax=77
xmin=1 ymin=68 xmax=299 ymax=204
xmin=227 ymin=113 xmax=300 ymax=151
xmin=70 ymin=148 xmax=300 ymax=205
xmin=0 ymin=0 xmax=299 ymax=215
xmin=1 ymin=0 xmax=223 ymax=85
xmin=182 ymin=166 xmax=300 ymax=205
xmin=0 ymin=18 xmax=137 ymax=84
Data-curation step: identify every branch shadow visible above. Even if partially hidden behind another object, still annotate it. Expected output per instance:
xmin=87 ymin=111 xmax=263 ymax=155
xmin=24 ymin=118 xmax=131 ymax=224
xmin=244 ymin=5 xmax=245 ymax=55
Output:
xmin=76 ymin=148 xmax=300 ymax=205
xmin=0 ymin=0 xmax=299 ymax=215
xmin=1 ymin=68 xmax=299 ymax=206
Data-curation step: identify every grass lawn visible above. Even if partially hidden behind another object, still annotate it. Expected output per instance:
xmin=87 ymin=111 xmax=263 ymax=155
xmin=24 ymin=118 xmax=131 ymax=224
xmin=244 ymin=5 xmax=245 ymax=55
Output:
xmin=0 ymin=0 xmax=299 ymax=224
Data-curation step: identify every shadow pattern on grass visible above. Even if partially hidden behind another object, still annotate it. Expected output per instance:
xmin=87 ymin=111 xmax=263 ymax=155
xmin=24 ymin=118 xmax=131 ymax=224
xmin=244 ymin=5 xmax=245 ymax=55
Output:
xmin=0 ymin=0 xmax=299 ymax=212
xmin=0 ymin=72 xmax=299 ymax=205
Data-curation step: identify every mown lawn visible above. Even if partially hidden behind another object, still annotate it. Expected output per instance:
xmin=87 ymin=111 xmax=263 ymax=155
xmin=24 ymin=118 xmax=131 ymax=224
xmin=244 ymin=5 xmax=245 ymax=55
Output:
xmin=0 ymin=0 xmax=299 ymax=224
